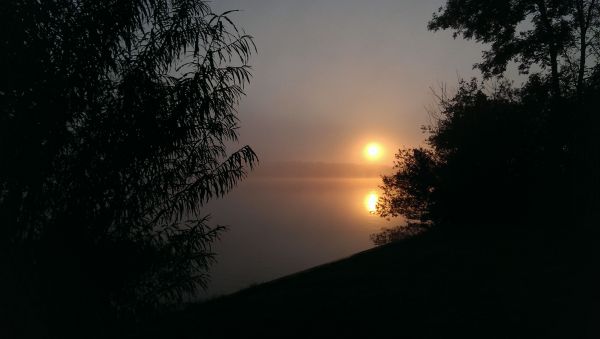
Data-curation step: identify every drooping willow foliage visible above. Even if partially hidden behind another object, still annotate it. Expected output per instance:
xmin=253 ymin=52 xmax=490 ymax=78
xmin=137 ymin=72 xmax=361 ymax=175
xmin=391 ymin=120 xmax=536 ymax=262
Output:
xmin=1 ymin=0 xmax=256 ymax=325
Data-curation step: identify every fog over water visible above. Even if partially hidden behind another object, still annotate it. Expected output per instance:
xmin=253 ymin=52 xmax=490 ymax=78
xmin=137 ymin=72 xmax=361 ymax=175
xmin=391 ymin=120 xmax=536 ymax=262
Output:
xmin=210 ymin=0 xmax=488 ymax=163
xmin=199 ymin=0 xmax=491 ymax=297
xmin=202 ymin=163 xmax=400 ymax=297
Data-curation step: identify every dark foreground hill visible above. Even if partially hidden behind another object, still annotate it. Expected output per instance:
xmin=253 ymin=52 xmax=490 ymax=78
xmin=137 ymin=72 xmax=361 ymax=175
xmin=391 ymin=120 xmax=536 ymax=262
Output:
xmin=146 ymin=225 xmax=599 ymax=338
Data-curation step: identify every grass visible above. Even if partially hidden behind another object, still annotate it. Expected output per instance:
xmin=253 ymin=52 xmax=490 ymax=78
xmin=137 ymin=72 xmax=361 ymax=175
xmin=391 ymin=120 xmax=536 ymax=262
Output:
xmin=145 ymin=224 xmax=599 ymax=338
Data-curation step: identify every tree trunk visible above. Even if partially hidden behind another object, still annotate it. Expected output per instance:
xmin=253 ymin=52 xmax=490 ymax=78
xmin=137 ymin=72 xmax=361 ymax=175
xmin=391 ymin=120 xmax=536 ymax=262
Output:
xmin=549 ymin=47 xmax=561 ymax=99
xmin=536 ymin=0 xmax=561 ymax=98
xmin=575 ymin=0 xmax=592 ymax=98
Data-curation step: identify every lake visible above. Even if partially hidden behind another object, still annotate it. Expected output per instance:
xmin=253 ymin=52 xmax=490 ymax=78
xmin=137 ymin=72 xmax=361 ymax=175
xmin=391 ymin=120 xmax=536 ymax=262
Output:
xmin=202 ymin=174 xmax=399 ymax=297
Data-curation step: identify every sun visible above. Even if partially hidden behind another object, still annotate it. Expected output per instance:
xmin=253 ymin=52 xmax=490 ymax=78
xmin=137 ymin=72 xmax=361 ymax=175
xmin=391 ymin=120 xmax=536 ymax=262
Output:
xmin=364 ymin=142 xmax=382 ymax=161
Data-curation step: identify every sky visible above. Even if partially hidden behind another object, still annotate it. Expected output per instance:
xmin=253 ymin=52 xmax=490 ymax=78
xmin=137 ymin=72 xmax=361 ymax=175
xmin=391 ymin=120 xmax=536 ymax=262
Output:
xmin=211 ymin=0 xmax=487 ymax=165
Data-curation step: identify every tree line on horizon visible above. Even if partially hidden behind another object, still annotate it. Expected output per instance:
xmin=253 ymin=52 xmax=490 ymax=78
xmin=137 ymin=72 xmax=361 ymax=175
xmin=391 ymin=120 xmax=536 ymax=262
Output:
xmin=374 ymin=0 xmax=600 ymax=245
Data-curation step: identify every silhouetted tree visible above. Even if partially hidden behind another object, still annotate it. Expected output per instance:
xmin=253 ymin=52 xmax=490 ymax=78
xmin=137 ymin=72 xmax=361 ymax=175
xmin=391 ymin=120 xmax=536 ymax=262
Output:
xmin=428 ymin=0 xmax=600 ymax=227
xmin=429 ymin=0 xmax=600 ymax=98
xmin=377 ymin=80 xmax=542 ymax=229
xmin=1 ymin=0 xmax=256 ymax=336
xmin=378 ymin=148 xmax=438 ymax=225
xmin=373 ymin=0 xmax=600 ymax=244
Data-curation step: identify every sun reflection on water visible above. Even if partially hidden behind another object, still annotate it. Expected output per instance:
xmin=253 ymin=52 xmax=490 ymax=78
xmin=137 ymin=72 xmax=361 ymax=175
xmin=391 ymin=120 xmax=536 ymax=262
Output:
xmin=364 ymin=191 xmax=378 ymax=214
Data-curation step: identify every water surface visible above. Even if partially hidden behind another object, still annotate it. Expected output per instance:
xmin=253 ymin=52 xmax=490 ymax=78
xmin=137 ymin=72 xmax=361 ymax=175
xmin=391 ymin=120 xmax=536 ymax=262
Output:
xmin=203 ymin=176 xmax=399 ymax=297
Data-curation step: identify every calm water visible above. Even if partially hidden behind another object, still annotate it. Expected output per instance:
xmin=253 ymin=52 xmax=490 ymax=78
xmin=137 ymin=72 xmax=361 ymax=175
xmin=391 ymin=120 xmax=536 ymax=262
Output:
xmin=202 ymin=176 xmax=398 ymax=297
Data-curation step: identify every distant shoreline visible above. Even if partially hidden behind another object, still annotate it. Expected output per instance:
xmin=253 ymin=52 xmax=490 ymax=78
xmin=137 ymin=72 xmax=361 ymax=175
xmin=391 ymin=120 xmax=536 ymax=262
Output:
xmin=249 ymin=161 xmax=393 ymax=179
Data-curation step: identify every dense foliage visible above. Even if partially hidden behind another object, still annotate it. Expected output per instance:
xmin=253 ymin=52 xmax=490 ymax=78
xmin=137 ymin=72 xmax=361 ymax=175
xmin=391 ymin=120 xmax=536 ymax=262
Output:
xmin=1 ymin=0 xmax=256 ymax=336
xmin=376 ymin=0 xmax=600 ymax=240
xmin=429 ymin=0 xmax=600 ymax=97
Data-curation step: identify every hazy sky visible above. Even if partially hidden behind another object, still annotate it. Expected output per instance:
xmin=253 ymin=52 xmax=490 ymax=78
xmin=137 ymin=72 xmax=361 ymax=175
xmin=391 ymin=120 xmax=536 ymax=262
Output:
xmin=212 ymin=0 xmax=486 ymax=164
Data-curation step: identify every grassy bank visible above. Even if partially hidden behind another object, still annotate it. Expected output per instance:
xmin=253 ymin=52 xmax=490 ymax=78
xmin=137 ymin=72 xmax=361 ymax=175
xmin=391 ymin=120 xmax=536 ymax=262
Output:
xmin=147 ymin=225 xmax=598 ymax=338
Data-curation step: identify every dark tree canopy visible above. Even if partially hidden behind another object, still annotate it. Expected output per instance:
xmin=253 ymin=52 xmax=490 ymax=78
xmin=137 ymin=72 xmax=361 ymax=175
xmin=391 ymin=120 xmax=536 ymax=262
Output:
xmin=429 ymin=0 xmax=600 ymax=97
xmin=1 ymin=0 xmax=256 ymax=336
xmin=378 ymin=80 xmax=540 ymax=228
xmin=376 ymin=0 xmax=600 ymax=243
xmin=378 ymin=148 xmax=438 ymax=224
